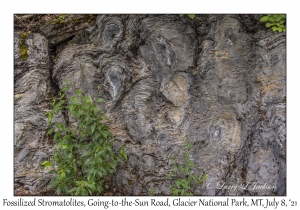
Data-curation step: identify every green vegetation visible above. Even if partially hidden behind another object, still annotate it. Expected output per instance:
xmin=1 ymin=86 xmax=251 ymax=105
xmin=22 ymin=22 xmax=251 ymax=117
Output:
xmin=148 ymin=188 xmax=156 ymax=196
xmin=260 ymin=14 xmax=286 ymax=32
xmin=19 ymin=33 xmax=28 ymax=60
xmin=47 ymin=14 xmax=96 ymax=25
xmin=58 ymin=15 xmax=66 ymax=24
xmin=167 ymin=137 xmax=207 ymax=195
xmin=42 ymin=81 xmax=127 ymax=195
xmin=47 ymin=14 xmax=66 ymax=24
xmin=179 ymin=14 xmax=196 ymax=20
xmin=87 ymin=14 xmax=97 ymax=23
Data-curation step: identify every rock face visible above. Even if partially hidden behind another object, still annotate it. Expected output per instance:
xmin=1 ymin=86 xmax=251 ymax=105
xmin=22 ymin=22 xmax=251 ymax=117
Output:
xmin=14 ymin=14 xmax=286 ymax=195
xmin=14 ymin=32 xmax=57 ymax=192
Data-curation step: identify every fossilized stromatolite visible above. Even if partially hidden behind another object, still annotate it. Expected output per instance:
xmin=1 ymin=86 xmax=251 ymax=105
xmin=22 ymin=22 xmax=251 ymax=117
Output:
xmin=14 ymin=14 xmax=286 ymax=195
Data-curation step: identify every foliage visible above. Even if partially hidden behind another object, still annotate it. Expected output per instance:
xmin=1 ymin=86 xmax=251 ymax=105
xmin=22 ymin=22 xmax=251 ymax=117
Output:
xmin=260 ymin=14 xmax=286 ymax=32
xmin=42 ymin=81 xmax=127 ymax=196
xmin=167 ymin=137 xmax=207 ymax=196
xmin=19 ymin=33 xmax=28 ymax=60
xmin=179 ymin=14 xmax=196 ymax=20
xmin=48 ymin=14 xmax=96 ymax=25
xmin=148 ymin=188 xmax=156 ymax=196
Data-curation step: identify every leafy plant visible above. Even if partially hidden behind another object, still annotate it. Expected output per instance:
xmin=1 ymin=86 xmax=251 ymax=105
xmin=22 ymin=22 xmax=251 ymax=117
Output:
xmin=42 ymin=81 xmax=127 ymax=195
xmin=179 ymin=14 xmax=196 ymax=20
xmin=167 ymin=137 xmax=207 ymax=196
xmin=148 ymin=188 xmax=156 ymax=196
xmin=260 ymin=14 xmax=286 ymax=32
xmin=58 ymin=15 xmax=65 ymax=20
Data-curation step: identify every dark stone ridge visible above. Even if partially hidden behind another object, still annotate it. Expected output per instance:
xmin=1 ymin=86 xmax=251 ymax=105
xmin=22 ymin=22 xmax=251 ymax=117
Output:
xmin=14 ymin=14 xmax=286 ymax=195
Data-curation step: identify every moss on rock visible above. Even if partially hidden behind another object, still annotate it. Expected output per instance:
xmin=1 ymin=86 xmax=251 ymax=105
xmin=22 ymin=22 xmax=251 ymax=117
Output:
xmin=19 ymin=33 xmax=28 ymax=60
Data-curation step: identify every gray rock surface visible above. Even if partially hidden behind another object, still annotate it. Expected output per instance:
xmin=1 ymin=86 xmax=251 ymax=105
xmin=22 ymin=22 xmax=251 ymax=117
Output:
xmin=14 ymin=14 xmax=286 ymax=195
xmin=39 ymin=14 xmax=96 ymax=48
xmin=14 ymin=32 xmax=59 ymax=193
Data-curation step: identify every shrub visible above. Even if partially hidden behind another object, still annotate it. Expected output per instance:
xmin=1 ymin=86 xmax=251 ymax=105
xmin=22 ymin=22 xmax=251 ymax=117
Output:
xmin=43 ymin=81 xmax=127 ymax=195
xmin=167 ymin=137 xmax=207 ymax=196
xmin=260 ymin=14 xmax=286 ymax=32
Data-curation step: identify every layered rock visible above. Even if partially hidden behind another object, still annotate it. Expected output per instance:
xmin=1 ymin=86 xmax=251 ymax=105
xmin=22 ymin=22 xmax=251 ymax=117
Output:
xmin=14 ymin=32 xmax=57 ymax=193
xmin=14 ymin=14 xmax=286 ymax=195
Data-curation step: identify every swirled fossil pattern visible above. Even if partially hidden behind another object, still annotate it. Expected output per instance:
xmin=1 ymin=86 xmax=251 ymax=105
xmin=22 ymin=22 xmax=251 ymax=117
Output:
xmin=14 ymin=14 xmax=286 ymax=195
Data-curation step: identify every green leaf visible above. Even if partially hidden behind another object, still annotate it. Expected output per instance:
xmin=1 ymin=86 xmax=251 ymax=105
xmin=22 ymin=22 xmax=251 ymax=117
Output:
xmin=280 ymin=14 xmax=286 ymax=18
xmin=167 ymin=172 xmax=175 ymax=179
xmin=56 ymin=187 xmax=61 ymax=195
xmin=70 ymin=104 xmax=76 ymax=115
xmin=175 ymin=180 xmax=181 ymax=188
xmin=184 ymin=165 xmax=190 ymax=174
xmin=198 ymin=174 xmax=208 ymax=184
xmin=99 ymin=166 xmax=107 ymax=174
xmin=275 ymin=15 xmax=282 ymax=22
xmin=172 ymin=189 xmax=179 ymax=196
xmin=97 ymin=98 xmax=105 ymax=103
xmin=260 ymin=16 xmax=269 ymax=22
xmin=71 ymin=98 xmax=81 ymax=105
xmin=96 ymin=184 xmax=103 ymax=193
xmin=100 ymin=113 xmax=109 ymax=120
xmin=188 ymin=14 xmax=195 ymax=19
xmin=47 ymin=127 xmax=55 ymax=135
xmin=178 ymin=165 xmax=185 ymax=174
xmin=109 ymin=161 xmax=117 ymax=169
xmin=61 ymin=86 xmax=70 ymax=92
xmin=173 ymin=163 xmax=178 ymax=172
xmin=190 ymin=174 xmax=198 ymax=181
xmin=101 ymin=125 xmax=110 ymax=130
xmin=120 ymin=147 xmax=127 ymax=160
xmin=48 ymin=180 xmax=59 ymax=189
xmin=41 ymin=161 xmax=52 ymax=169
xmin=85 ymin=158 xmax=92 ymax=165
xmin=183 ymin=152 xmax=189 ymax=160
xmin=75 ymin=89 xmax=82 ymax=95
xmin=180 ymin=189 xmax=185 ymax=195
xmin=95 ymin=170 xmax=102 ymax=177
xmin=189 ymin=160 xmax=195 ymax=167
xmin=272 ymin=26 xmax=278 ymax=32
xmin=94 ymin=130 xmax=101 ymax=140
xmin=265 ymin=22 xmax=275 ymax=28
xmin=91 ymin=124 xmax=96 ymax=134
xmin=279 ymin=19 xmax=285 ymax=25
xmin=78 ymin=109 xmax=84 ymax=116
xmin=83 ymin=96 xmax=93 ymax=104
xmin=75 ymin=188 xmax=82 ymax=196
xmin=54 ymin=131 xmax=61 ymax=141
xmin=68 ymin=187 xmax=78 ymax=194
xmin=47 ymin=112 xmax=53 ymax=124
xmin=102 ymin=130 xmax=109 ymax=139
xmin=86 ymin=183 xmax=96 ymax=190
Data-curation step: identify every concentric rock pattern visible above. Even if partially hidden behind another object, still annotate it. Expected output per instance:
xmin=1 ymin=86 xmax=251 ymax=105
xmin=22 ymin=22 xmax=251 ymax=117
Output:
xmin=14 ymin=14 xmax=286 ymax=195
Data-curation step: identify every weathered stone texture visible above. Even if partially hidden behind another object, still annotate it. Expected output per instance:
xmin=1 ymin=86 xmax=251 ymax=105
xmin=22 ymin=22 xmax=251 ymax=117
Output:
xmin=14 ymin=14 xmax=286 ymax=195
xmin=14 ymin=33 xmax=58 ymax=192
